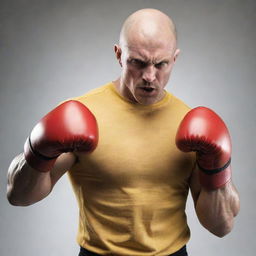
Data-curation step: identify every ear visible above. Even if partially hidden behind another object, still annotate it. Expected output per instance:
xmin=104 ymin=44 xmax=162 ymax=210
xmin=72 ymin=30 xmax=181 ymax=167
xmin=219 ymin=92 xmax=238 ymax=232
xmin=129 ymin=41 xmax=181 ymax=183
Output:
xmin=173 ymin=48 xmax=180 ymax=63
xmin=114 ymin=44 xmax=122 ymax=67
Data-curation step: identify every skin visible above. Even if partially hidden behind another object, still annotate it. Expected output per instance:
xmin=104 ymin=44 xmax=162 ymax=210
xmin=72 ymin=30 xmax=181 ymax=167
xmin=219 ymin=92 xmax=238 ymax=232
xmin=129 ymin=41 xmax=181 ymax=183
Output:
xmin=7 ymin=8 xmax=240 ymax=238
xmin=7 ymin=152 xmax=75 ymax=206
xmin=113 ymin=9 xmax=180 ymax=105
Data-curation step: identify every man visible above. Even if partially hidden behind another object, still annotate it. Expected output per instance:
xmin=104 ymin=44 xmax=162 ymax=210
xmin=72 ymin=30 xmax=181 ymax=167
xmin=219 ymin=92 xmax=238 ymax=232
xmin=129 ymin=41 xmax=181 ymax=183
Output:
xmin=7 ymin=8 xmax=240 ymax=256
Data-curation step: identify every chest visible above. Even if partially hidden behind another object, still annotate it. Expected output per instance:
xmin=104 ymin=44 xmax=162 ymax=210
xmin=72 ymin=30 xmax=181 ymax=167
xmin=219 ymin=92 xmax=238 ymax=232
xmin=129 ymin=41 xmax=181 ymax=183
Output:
xmin=72 ymin=108 xmax=194 ymax=188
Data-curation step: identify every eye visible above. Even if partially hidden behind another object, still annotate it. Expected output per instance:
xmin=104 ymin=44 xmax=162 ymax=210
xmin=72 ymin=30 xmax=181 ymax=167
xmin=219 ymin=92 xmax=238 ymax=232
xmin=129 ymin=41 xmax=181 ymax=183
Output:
xmin=129 ymin=59 xmax=147 ymax=68
xmin=155 ymin=61 xmax=168 ymax=69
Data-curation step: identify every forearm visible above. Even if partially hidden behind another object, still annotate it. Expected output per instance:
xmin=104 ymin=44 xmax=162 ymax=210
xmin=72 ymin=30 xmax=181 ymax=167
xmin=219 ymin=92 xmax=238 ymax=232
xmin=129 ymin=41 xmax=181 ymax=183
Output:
xmin=7 ymin=153 xmax=52 ymax=206
xmin=195 ymin=180 xmax=240 ymax=237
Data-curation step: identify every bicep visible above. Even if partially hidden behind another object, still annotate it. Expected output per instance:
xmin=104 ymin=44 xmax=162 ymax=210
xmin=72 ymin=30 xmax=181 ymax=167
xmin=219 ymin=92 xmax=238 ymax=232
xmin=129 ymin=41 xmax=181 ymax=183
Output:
xmin=50 ymin=152 xmax=77 ymax=186
xmin=189 ymin=164 xmax=202 ymax=207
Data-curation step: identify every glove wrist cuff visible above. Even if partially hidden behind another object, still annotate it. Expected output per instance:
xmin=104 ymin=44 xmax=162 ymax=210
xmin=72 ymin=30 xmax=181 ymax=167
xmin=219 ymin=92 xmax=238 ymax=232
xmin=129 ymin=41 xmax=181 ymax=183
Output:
xmin=24 ymin=137 xmax=57 ymax=172
xmin=197 ymin=158 xmax=231 ymax=175
xmin=198 ymin=164 xmax=232 ymax=190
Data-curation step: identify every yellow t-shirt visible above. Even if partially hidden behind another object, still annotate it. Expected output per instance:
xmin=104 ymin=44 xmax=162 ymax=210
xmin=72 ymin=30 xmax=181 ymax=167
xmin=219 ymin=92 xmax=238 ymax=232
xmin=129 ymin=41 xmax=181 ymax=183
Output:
xmin=68 ymin=82 xmax=195 ymax=256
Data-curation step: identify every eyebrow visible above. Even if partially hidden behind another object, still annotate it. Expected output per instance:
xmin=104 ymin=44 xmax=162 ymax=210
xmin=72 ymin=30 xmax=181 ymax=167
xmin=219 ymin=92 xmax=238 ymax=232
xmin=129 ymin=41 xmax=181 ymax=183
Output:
xmin=129 ymin=56 xmax=170 ymax=64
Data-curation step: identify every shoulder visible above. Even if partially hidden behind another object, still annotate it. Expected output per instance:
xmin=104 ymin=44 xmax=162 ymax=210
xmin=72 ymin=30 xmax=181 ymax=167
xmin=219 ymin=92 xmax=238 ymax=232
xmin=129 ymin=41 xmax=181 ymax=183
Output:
xmin=169 ymin=92 xmax=191 ymax=111
xmin=165 ymin=92 xmax=192 ymax=121
xmin=72 ymin=82 xmax=113 ymax=103
xmin=58 ymin=82 xmax=114 ymax=110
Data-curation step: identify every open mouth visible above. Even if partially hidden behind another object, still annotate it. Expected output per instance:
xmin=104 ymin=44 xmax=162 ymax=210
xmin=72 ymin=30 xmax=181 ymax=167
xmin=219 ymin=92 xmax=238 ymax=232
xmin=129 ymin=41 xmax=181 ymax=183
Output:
xmin=140 ymin=87 xmax=154 ymax=92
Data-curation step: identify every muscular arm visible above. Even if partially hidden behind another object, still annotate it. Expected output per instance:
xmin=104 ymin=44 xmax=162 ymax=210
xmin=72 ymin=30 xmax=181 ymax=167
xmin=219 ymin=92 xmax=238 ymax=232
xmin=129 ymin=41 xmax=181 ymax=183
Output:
xmin=190 ymin=166 xmax=240 ymax=237
xmin=7 ymin=100 xmax=98 ymax=207
xmin=7 ymin=152 xmax=76 ymax=206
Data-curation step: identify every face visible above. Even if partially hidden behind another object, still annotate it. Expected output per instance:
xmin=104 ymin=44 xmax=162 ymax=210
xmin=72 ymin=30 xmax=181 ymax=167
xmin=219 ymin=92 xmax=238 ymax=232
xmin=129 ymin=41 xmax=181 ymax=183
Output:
xmin=115 ymin=40 xmax=179 ymax=105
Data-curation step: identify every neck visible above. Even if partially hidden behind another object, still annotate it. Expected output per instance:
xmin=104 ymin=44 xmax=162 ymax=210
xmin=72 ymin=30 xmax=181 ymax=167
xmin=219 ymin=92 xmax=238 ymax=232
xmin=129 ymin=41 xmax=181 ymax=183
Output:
xmin=112 ymin=78 xmax=137 ymax=103
xmin=112 ymin=78 xmax=167 ymax=106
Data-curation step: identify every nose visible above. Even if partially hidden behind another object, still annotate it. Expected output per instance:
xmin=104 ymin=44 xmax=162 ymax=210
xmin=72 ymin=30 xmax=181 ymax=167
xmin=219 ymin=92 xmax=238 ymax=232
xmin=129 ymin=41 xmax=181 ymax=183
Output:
xmin=142 ymin=65 xmax=156 ymax=83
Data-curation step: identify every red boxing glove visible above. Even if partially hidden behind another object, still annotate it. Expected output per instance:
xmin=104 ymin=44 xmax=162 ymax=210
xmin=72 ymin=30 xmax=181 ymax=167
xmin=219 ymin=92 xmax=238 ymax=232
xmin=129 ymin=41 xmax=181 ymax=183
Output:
xmin=175 ymin=106 xmax=231 ymax=189
xmin=24 ymin=100 xmax=98 ymax=172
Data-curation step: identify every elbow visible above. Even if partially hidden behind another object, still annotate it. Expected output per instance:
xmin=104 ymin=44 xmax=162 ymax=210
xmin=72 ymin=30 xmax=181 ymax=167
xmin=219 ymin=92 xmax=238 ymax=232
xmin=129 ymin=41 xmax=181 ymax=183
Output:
xmin=208 ymin=219 xmax=234 ymax=238
xmin=7 ymin=195 xmax=34 ymax=207
xmin=6 ymin=186 xmax=17 ymax=206
xmin=7 ymin=185 xmax=51 ymax=206
xmin=210 ymin=225 xmax=232 ymax=238
xmin=7 ymin=193 xmax=21 ymax=206
xmin=7 ymin=193 xmax=23 ymax=206
xmin=7 ymin=188 xmax=33 ymax=207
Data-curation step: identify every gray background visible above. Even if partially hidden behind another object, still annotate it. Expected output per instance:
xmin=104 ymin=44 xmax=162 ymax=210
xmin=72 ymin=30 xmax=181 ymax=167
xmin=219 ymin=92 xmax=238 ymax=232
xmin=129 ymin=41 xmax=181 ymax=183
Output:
xmin=0 ymin=0 xmax=255 ymax=255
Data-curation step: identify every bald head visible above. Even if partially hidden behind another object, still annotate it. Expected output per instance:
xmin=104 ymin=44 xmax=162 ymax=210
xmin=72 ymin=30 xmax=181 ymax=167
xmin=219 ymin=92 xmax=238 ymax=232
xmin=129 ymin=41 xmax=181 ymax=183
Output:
xmin=119 ymin=9 xmax=177 ymax=51
xmin=114 ymin=9 xmax=180 ymax=105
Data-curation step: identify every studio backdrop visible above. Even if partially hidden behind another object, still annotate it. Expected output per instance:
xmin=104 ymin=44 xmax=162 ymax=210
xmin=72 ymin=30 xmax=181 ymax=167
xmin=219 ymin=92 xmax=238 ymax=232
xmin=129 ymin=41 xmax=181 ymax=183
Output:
xmin=0 ymin=0 xmax=255 ymax=255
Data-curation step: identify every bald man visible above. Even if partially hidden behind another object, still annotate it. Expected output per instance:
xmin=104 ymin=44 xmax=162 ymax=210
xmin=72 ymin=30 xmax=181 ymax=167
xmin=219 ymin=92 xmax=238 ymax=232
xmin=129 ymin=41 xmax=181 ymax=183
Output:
xmin=7 ymin=9 xmax=240 ymax=256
